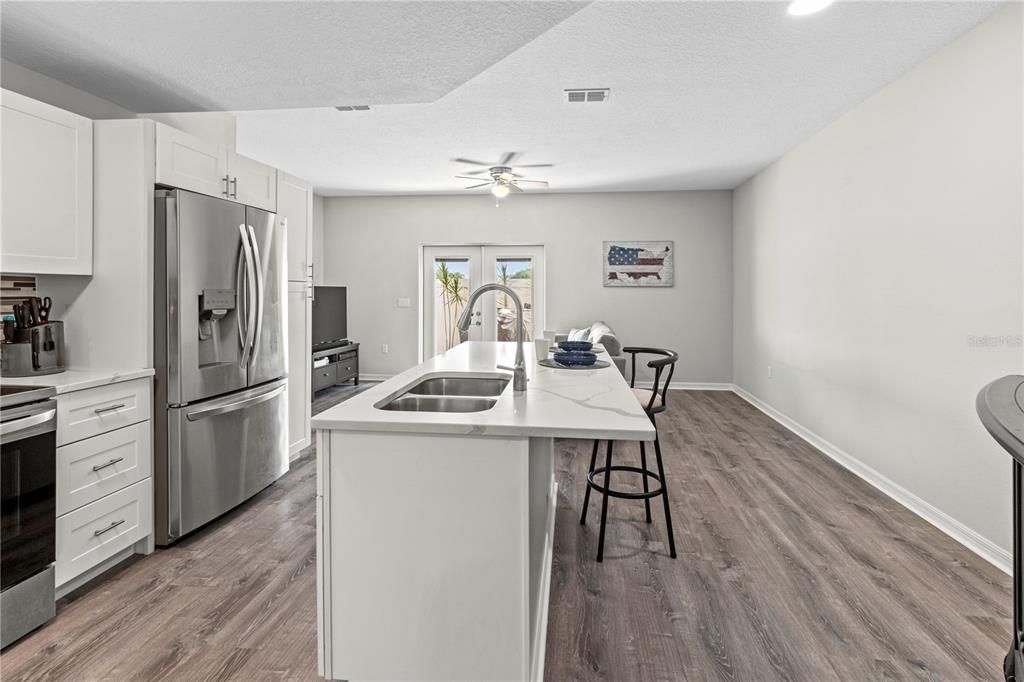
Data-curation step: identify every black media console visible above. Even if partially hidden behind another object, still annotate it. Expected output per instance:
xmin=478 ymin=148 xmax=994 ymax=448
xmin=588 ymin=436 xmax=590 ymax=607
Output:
xmin=312 ymin=342 xmax=359 ymax=395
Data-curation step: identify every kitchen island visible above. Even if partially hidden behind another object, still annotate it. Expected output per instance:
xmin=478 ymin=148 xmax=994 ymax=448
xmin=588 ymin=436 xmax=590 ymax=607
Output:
xmin=312 ymin=341 xmax=654 ymax=681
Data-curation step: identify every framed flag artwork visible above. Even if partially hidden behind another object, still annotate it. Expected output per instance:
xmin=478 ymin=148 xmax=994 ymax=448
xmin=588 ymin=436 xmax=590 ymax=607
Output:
xmin=603 ymin=241 xmax=674 ymax=287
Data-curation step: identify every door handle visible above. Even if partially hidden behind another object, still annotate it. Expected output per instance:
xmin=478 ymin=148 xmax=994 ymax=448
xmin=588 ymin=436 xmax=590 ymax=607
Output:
xmin=0 ymin=408 xmax=56 ymax=437
xmin=238 ymin=224 xmax=257 ymax=366
xmin=246 ymin=224 xmax=264 ymax=366
xmin=185 ymin=381 xmax=285 ymax=421
xmin=222 ymin=175 xmax=230 ymax=197
xmin=229 ymin=176 xmax=238 ymax=199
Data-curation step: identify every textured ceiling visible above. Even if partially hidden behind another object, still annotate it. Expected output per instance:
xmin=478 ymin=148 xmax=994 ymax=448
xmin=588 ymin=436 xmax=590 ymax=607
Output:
xmin=0 ymin=1 xmax=585 ymax=111
xmin=234 ymin=1 xmax=1002 ymax=194
xmin=1 ymin=1 xmax=1004 ymax=194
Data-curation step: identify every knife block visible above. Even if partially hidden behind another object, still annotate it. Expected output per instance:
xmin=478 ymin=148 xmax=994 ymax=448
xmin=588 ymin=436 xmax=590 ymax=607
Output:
xmin=0 ymin=321 xmax=66 ymax=376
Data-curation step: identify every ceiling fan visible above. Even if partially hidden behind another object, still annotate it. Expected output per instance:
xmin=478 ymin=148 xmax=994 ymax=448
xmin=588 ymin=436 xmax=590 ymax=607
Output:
xmin=453 ymin=151 xmax=552 ymax=199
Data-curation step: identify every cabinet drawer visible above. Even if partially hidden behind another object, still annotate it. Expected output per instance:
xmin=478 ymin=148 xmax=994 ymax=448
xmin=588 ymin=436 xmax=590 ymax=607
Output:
xmin=56 ymin=478 xmax=152 ymax=587
xmin=336 ymin=361 xmax=358 ymax=381
xmin=57 ymin=421 xmax=152 ymax=515
xmin=313 ymin=365 xmax=336 ymax=392
xmin=57 ymin=378 xmax=151 ymax=446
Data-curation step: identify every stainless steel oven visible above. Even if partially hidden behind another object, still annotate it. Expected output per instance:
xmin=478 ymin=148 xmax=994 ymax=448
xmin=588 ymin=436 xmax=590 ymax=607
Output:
xmin=0 ymin=384 xmax=57 ymax=649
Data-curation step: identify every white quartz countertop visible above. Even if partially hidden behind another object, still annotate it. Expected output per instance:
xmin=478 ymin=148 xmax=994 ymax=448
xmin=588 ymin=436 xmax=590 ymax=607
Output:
xmin=1 ymin=367 xmax=154 ymax=394
xmin=311 ymin=342 xmax=655 ymax=441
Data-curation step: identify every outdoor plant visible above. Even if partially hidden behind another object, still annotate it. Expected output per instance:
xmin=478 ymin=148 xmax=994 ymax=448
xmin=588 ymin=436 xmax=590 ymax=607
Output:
xmin=436 ymin=262 xmax=467 ymax=350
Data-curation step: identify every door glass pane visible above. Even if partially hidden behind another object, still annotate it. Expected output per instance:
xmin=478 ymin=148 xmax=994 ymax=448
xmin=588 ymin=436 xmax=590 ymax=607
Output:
xmin=434 ymin=259 xmax=471 ymax=354
xmin=495 ymin=258 xmax=532 ymax=341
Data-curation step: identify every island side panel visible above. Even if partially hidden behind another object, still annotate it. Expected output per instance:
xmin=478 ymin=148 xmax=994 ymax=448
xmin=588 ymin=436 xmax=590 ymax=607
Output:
xmin=528 ymin=437 xmax=557 ymax=682
xmin=322 ymin=429 xmax=531 ymax=681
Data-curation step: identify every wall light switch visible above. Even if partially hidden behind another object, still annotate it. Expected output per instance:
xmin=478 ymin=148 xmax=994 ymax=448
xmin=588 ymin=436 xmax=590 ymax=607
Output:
xmin=381 ymin=344 xmax=389 ymax=354
xmin=397 ymin=298 xmax=411 ymax=308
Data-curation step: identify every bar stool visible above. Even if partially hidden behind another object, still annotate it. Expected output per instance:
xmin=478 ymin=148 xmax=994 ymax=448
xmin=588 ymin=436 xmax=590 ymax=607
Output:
xmin=580 ymin=347 xmax=678 ymax=562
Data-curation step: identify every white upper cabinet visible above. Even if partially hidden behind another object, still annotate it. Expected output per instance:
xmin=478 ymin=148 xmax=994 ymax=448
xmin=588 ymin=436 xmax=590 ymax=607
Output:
xmin=1 ymin=89 xmax=93 ymax=275
xmin=154 ymin=122 xmax=276 ymax=212
xmin=154 ymin=122 xmax=228 ymax=199
xmin=229 ymin=152 xmax=277 ymax=212
xmin=278 ymin=172 xmax=313 ymax=281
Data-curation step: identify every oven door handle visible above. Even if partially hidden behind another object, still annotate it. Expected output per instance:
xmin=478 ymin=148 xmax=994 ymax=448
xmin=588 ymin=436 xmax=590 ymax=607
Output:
xmin=0 ymin=408 xmax=56 ymax=438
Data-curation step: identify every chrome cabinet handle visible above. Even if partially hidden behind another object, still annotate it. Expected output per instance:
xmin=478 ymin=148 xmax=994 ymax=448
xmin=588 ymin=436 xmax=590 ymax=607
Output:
xmin=94 ymin=404 xmax=125 ymax=415
xmin=93 ymin=519 xmax=125 ymax=537
xmin=230 ymin=176 xmax=238 ymax=198
xmin=222 ymin=174 xmax=230 ymax=196
xmin=92 ymin=457 xmax=124 ymax=472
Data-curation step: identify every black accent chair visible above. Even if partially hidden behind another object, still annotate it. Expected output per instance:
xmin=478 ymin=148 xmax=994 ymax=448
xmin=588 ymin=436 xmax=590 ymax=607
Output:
xmin=580 ymin=347 xmax=678 ymax=562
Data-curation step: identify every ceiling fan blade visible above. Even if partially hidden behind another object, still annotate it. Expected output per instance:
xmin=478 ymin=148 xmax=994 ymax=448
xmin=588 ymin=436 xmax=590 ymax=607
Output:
xmin=461 ymin=168 xmax=490 ymax=175
xmin=455 ymin=175 xmax=490 ymax=180
xmin=514 ymin=163 xmax=553 ymax=168
xmin=452 ymin=157 xmax=492 ymax=166
xmin=499 ymin=151 xmax=518 ymax=165
xmin=508 ymin=183 xmax=525 ymax=193
xmin=464 ymin=182 xmax=492 ymax=189
xmin=514 ymin=179 xmax=549 ymax=186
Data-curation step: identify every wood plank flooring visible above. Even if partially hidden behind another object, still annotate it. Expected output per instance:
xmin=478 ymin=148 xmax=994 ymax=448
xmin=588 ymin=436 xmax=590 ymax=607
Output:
xmin=1 ymin=388 xmax=1011 ymax=680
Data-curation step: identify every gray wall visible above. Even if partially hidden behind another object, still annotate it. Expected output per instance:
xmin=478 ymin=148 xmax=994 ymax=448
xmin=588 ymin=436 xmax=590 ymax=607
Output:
xmin=733 ymin=4 xmax=1023 ymax=557
xmin=321 ymin=191 xmax=733 ymax=380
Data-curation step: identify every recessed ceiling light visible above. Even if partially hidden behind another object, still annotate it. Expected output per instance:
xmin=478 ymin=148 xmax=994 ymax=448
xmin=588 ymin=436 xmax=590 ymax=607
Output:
xmin=787 ymin=0 xmax=835 ymax=16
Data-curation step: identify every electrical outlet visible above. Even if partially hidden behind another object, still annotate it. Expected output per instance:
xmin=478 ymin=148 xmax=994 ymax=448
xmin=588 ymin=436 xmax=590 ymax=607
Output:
xmin=767 ymin=365 xmax=773 ymax=378
xmin=381 ymin=343 xmax=389 ymax=354
xmin=397 ymin=297 xmax=411 ymax=308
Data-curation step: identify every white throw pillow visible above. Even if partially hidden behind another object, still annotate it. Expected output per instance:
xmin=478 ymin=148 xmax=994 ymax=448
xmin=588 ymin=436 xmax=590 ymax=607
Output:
xmin=588 ymin=321 xmax=613 ymax=343
xmin=568 ymin=327 xmax=591 ymax=342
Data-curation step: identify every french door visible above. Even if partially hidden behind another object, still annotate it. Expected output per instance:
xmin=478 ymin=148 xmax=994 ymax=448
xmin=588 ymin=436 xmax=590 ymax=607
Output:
xmin=421 ymin=245 xmax=545 ymax=360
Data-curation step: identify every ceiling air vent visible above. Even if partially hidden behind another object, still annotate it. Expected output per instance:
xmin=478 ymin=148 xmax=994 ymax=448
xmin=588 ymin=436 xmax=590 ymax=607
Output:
xmin=335 ymin=105 xmax=371 ymax=111
xmin=564 ymin=88 xmax=609 ymax=103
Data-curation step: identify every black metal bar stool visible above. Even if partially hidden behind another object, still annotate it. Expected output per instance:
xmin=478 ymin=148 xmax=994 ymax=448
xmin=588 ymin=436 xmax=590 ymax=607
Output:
xmin=580 ymin=347 xmax=678 ymax=562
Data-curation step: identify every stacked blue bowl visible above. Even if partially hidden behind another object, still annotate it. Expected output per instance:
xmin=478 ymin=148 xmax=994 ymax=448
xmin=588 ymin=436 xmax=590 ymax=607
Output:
xmin=554 ymin=341 xmax=596 ymax=366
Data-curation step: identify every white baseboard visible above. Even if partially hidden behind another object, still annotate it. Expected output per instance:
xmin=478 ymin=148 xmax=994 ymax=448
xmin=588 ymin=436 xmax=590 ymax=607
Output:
xmin=731 ymin=384 xmax=1012 ymax=575
xmin=289 ymin=437 xmax=311 ymax=460
xmin=356 ymin=374 xmax=391 ymax=382
xmin=633 ymin=381 xmax=734 ymax=391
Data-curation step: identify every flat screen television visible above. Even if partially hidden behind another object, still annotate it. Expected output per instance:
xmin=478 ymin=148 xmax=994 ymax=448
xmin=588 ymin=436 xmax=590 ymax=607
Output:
xmin=311 ymin=286 xmax=348 ymax=350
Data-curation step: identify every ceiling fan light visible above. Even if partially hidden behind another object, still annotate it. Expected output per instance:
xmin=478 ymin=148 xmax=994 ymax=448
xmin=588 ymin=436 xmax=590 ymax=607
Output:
xmin=491 ymin=183 xmax=511 ymax=199
xmin=787 ymin=0 xmax=835 ymax=15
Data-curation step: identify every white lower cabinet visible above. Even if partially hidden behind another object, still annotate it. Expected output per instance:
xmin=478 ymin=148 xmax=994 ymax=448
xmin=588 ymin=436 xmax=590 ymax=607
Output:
xmin=56 ymin=377 xmax=152 ymax=447
xmin=57 ymin=421 xmax=152 ymax=516
xmin=288 ymin=281 xmax=313 ymax=456
xmin=54 ymin=377 xmax=154 ymax=590
xmin=56 ymin=479 xmax=152 ymax=587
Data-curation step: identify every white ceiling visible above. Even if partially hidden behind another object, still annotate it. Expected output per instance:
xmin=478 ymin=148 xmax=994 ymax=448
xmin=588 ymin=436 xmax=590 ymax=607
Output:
xmin=0 ymin=1 xmax=585 ymax=110
xmin=1 ymin=1 xmax=1003 ymax=195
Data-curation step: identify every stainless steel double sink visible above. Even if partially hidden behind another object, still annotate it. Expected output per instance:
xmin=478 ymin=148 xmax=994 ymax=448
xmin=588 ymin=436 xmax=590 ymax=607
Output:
xmin=376 ymin=374 xmax=511 ymax=413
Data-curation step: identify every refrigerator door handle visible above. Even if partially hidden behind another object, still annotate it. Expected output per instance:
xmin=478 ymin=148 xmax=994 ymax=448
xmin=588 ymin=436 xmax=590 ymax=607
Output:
xmin=246 ymin=224 xmax=265 ymax=366
xmin=236 ymin=240 xmax=247 ymax=363
xmin=238 ymin=224 xmax=258 ymax=366
xmin=185 ymin=381 xmax=286 ymax=422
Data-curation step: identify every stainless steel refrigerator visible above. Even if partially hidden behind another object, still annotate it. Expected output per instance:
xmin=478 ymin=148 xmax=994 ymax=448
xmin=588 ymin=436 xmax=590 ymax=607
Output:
xmin=154 ymin=189 xmax=288 ymax=545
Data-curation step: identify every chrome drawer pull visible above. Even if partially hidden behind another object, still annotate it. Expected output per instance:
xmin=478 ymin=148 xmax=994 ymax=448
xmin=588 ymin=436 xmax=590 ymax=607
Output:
xmin=94 ymin=403 xmax=126 ymax=415
xmin=92 ymin=457 xmax=124 ymax=472
xmin=93 ymin=519 xmax=125 ymax=537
